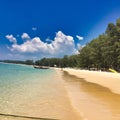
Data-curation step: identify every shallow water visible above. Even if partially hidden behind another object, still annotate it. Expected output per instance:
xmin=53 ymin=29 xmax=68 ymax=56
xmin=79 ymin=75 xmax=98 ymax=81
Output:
xmin=62 ymin=71 xmax=120 ymax=120
xmin=0 ymin=63 xmax=80 ymax=120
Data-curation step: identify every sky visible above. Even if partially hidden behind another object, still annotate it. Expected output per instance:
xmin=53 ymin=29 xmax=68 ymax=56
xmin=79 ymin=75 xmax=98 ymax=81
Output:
xmin=0 ymin=0 xmax=120 ymax=60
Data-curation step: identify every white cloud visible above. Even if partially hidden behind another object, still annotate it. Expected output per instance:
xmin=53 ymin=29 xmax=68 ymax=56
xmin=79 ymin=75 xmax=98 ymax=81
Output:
xmin=6 ymin=34 xmax=17 ymax=43
xmin=8 ymin=31 xmax=77 ymax=58
xmin=32 ymin=27 xmax=37 ymax=31
xmin=76 ymin=35 xmax=83 ymax=40
xmin=21 ymin=33 xmax=30 ymax=40
xmin=52 ymin=31 xmax=75 ymax=55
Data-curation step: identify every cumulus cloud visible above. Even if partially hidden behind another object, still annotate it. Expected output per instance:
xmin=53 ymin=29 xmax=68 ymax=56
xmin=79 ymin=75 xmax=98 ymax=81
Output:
xmin=21 ymin=33 xmax=30 ymax=40
xmin=76 ymin=35 xmax=83 ymax=40
xmin=11 ymin=37 xmax=46 ymax=53
xmin=6 ymin=34 xmax=17 ymax=43
xmin=52 ymin=31 xmax=75 ymax=55
xmin=8 ymin=31 xmax=77 ymax=58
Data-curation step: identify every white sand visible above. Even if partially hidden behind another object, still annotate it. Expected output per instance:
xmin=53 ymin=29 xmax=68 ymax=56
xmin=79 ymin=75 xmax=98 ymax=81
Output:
xmin=63 ymin=68 xmax=120 ymax=95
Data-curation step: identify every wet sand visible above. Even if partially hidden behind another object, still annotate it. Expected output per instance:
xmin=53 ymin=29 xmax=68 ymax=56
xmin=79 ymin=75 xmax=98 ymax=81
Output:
xmin=60 ymin=69 xmax=120 ymax=120
xmin=63 ymin=68 xmax=120 ymax=94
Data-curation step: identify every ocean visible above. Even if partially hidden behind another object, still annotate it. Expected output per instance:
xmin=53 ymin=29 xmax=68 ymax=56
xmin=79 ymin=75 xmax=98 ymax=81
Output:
xmin=0 ymin=63 xmax=80 ymax=120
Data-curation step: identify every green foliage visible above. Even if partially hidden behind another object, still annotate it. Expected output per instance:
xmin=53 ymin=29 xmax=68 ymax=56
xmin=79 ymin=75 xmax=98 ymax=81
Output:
xmin=35 ymin=55 xmax=79 ymax=68
xmin=25 ymin=60 xmax=34 ymax=65
xmin=78 ymin=18 xmax=120 ymax=71
xmin=35 ymin=58 xmax=61 ymax=67
xmin=1 ymin=60 xmax=34 ymax=65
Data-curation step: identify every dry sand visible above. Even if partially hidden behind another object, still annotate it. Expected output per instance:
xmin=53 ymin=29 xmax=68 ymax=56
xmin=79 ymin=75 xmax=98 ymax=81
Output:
xmin=61 ymin=68 xmax=120 ymax=120
xmin=63 ymin=68 xmax=120 ymax=95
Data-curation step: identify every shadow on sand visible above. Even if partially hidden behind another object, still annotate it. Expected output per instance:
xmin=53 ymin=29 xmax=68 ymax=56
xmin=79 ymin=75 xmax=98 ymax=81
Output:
xmin=0 ymin=113 xmax=58 ymax=120
xmin=62 ymin=71 xmax=120 ymax=116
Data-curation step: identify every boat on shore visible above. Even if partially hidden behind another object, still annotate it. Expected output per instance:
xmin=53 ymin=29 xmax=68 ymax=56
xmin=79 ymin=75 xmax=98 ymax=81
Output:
xmin=33 ymin=65 xmax=49 ymax=69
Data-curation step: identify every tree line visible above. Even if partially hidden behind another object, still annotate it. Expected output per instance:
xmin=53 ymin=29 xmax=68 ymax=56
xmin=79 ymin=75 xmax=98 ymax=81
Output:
xmin=0 ymin=60 xmax=34 ymax=65
xmin=78 ymin=18 xmax=120 ymax=71
xmin=35 ymin=55 xmax=79 ymax=68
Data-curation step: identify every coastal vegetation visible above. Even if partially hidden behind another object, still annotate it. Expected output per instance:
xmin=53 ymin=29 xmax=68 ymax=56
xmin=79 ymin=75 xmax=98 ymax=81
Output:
xmin=0 ymin=60 xmax=34 ymax=65
xmin=78 ymin=18 xmax=120 ymax=71
xmin=1 ymin=18 xmax=120 ymax=71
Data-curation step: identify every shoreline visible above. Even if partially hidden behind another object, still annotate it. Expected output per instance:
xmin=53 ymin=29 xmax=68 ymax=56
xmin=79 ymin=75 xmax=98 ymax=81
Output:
xmin=52 ymin=68 xmax=82 ymax=120
xmin=60 ymin=68 xmax=120 ymax=120
xmin=63 ymin=68 xmax=120 ymax=95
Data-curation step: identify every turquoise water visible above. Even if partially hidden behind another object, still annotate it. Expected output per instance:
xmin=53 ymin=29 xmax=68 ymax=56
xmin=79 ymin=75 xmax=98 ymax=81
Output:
xmin=0 ymin=63 xmax=80 ymax=120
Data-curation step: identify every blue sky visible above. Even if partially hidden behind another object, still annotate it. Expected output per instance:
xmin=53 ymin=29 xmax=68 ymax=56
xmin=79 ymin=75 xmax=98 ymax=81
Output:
xmin=0 ymin=0 xmax=120 ymax=60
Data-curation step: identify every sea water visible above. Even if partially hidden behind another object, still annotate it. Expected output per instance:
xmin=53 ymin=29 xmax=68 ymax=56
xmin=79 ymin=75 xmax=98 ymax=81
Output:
xmin=0 ymin=63 xmax=80 ymax=120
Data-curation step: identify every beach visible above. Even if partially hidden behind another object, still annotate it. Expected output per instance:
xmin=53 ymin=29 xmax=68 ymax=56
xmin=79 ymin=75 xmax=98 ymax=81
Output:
xmin=63 ymin=68 xmax=120 ymax=95
xmin=60 ymin=68 xmax=120 ymax=120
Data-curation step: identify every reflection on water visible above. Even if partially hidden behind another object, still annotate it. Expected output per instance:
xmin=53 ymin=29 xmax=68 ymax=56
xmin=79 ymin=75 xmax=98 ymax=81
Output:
xmin=62 ymin=71 xmax=120 ymax=120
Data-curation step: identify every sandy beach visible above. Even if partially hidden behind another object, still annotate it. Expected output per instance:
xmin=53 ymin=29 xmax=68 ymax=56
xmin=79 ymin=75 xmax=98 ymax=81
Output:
xmin=59 ymin=68 xmax=120 ymax=120
xmin=63 ymin=68 xmax=120 ymax=95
